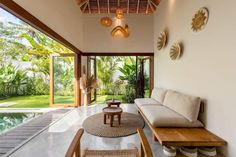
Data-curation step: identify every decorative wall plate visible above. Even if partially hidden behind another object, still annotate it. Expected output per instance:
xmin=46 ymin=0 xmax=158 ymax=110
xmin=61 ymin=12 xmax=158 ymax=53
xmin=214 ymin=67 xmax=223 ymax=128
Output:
xmin=157 ymin=31 xmax=167 ymax=50
xmin=170 ymin=43 xmax=181 ymax=60
xmin=191 ymin=7 xmax=209 ymax=32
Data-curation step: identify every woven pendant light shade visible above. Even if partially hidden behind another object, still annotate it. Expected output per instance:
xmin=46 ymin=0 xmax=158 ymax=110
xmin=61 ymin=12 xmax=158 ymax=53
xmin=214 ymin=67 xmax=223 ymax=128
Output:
xmin=100 ymin=17 xmax=112 ymax=27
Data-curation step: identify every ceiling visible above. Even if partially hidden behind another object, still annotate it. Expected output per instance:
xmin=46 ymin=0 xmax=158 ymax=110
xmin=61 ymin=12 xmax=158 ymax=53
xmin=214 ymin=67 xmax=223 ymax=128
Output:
xmin=75 ymin=0 xmax=160 ymax=14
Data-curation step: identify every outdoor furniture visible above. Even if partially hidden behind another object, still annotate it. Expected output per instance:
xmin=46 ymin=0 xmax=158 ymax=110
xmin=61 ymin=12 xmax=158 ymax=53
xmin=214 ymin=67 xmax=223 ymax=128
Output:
xmin=103 ymin=107 xmax=123 ymax=127
xmin=106 ymin=99 xmax=121 ymax=107
xmin=65 ymin=128 xmax=153 ymax=157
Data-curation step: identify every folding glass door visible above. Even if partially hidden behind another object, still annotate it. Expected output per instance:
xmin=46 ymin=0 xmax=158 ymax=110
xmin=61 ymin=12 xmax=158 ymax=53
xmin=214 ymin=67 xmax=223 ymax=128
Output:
xmin=137 ymin=57 xmax=153 ymax=98
xmin=50 ymin=54 xmax=77 ymax=107
xmin=87 ymin=56 xmax=97 ymax=103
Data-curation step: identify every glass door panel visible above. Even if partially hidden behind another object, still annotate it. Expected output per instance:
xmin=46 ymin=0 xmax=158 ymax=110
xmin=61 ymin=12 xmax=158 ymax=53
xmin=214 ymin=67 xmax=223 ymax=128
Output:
xmin=50 ymin=54 xmax=75 ymax=106
xmin=137 ymin=57 xmax=151 ymax=98
xmin=88 ymin=56 xmax=96 ymax=103
xmin=143 ymin=59 xmax=150 ymax=98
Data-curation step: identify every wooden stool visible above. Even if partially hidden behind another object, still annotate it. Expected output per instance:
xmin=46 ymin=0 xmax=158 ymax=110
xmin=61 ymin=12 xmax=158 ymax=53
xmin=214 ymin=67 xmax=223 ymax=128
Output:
xmin=103 ymin=107 xmax=123 ymax=127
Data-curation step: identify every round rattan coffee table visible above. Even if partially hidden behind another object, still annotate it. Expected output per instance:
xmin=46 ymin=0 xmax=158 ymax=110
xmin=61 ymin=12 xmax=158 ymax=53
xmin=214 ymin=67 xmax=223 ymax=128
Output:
xmin=103 ymin=107 xmax=123 ymax=127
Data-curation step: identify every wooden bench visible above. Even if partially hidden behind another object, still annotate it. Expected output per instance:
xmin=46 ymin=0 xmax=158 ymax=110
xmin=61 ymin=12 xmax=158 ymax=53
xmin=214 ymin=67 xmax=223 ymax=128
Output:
xmin=137 ymin=106 xmax=227 ymax=147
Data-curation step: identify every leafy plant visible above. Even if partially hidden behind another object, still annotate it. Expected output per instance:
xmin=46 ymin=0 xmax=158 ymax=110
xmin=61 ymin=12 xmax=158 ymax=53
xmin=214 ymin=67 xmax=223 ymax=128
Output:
xmin=0 ymin=15 xmax=73 ymax=99
xmin=0 ymin=64 xmax=28 ymax=96
xmin=118 ymin=57 xmax=137 ymax=102
xmin=96 ymin=56 xmax=118 ymax=95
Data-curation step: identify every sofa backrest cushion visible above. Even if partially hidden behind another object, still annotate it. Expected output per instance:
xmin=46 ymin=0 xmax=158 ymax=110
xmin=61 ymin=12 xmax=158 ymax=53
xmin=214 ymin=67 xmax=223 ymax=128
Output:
xmin=151 ymin=88 xmax=167 ymax=103
xmin=163 ymin=90 xmax=201 ymax=122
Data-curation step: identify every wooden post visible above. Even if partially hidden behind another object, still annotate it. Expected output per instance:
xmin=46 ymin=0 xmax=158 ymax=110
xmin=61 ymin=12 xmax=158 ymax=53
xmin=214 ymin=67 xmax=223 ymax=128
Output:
xmin=49 ymin=55 xmax=54 ymax=107
xmin=150 ymin=56 xmax=154 ymax=93
xmin=75 ymin=54 xmax=82 ymax=107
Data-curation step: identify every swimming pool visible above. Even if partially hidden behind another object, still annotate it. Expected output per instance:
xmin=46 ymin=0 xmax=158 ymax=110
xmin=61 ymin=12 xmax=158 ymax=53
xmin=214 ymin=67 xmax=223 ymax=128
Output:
xmin=0 ymin=113 xmax=41 ymax=133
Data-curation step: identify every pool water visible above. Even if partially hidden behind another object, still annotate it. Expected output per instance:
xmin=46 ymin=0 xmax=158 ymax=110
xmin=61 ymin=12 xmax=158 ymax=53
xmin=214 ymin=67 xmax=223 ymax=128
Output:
xmin=0 ymin=113 xmax=41 ymax=133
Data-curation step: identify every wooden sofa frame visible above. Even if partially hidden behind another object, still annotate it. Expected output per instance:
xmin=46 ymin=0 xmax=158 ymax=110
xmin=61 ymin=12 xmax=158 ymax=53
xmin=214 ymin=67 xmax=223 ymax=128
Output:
xmin=136 ymin=105 xmax=227 ymax=147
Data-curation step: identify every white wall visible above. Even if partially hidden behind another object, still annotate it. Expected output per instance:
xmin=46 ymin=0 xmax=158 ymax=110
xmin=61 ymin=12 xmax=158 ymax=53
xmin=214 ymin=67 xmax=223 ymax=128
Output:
xmin=154 ymin=0 xmax=236 ymax=156
xmin=13 ymin=0 xmax=84 ymax=51
xmin=83 ymin=14 xmax=153 ymax=53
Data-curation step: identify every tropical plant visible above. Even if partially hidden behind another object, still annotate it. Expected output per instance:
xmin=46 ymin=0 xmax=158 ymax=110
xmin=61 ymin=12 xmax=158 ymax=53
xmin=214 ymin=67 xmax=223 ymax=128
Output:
xmin=96 ymin=56 xmax=118 ymax=95
xmin=118 ymin=57 xmax=137 ymax=103
xmin=0 ymin=64 xmax=28 ymax=96
xmin=54 ymin=57 xmax=74 ymax=96
xmin=0 ymin=14 xmax=73 ymax=99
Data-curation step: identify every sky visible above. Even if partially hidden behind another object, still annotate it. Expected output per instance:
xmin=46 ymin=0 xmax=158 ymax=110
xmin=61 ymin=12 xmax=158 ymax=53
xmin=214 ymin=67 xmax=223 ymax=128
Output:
xmin=0 ymin=8 xmax=32 ymax=70
xmin=0 ymin=8 xmax=20 ymax=24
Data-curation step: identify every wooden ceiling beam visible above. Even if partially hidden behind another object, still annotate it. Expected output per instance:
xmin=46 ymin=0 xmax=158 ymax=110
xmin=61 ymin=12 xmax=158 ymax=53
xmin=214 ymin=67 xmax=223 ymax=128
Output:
xmin=150 ymin=0 xmax=158 ymax=10
xmin=87 ymin=0 xmax=91 ymax=14
xmin=127 ymin=0 xmax=129 ymax=14
xmin=78 ymin=0 xmax=160 ymax=14
xmin=149 ymin=0 xmax=155 ymax=13
xmin=136 ymin=0 xmax=140 ymax=14
xmin=78 ymin=0 xmax=88 ymax=7
xmin=151 ymin=0 xmax=160 ymax=6
xmin=146 ymin=0 xmax=150 ymax=14
xmin=82 ymin=2 xmax=88 ymax=13
xmin=97 ymin=0 xmax=100 ymax=14
xmin=107 ymin=0 xmax=110 ymax=14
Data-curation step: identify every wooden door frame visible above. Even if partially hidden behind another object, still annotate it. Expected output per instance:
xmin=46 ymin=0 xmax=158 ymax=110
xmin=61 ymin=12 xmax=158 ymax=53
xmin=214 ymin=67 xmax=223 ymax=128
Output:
xmin=137 ymin=56 xmax=154 ymax=98
xmin=50 ymin=53 xmax=81 ymax=107
xmin=86 ymin=56 xmax=97 ymax=104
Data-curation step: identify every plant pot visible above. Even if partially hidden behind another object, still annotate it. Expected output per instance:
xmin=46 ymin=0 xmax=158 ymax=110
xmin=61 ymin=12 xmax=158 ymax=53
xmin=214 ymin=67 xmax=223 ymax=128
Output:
xmin=198 ymin=147 xmax=217 ymax=156
xmin=163 ymin=146 xmax=176 ymax=156
xmin=180 ymin=147 xmax=198 ymax=157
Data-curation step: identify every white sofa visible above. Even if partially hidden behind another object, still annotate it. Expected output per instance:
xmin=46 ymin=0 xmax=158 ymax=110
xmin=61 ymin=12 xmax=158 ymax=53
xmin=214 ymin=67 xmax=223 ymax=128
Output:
xmin=135 ymin=88 xmax=204 ymax=127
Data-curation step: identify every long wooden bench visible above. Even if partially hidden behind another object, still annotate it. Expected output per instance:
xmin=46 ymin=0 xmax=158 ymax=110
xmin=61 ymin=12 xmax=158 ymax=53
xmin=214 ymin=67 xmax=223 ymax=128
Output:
xmin=137 ymin=106 xmax=227 ymax=147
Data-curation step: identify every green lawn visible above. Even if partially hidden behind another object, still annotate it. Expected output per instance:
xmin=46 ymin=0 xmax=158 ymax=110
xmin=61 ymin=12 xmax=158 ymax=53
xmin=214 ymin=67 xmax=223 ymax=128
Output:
xmin=54 ymin=95 xmax=74 ymax=104
xmin=0 ymin=94 xmax=125 ymax=108
xmin=0 ymin=95 xmax=50 ymax=108
xmin=0 ymin=95 xmax=75 ymax=108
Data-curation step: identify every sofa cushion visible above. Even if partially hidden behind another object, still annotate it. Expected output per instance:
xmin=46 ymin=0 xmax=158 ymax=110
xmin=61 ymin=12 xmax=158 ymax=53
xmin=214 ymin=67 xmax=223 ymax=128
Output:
xmin=151 ymin=88 xmax=167 ymax=103
xmin=140 ymin=106 xmax=204 ymax=127
xmin=163 ymin=90 xmax=201 ymax=122
xmin=134 ymin=98 xmax=162 ymax=108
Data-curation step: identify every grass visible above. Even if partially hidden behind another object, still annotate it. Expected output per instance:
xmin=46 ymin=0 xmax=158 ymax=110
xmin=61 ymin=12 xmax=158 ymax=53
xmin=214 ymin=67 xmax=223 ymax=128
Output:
xmin=54 ymin=95 xmax=74 ymax=104
xmin=0 ymin=95 xmax=74 ymax=108
xmin=0 ymin=94 xmax=125 ymax=108
xmin=0 ymin=95 xmax=50 ymax=108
